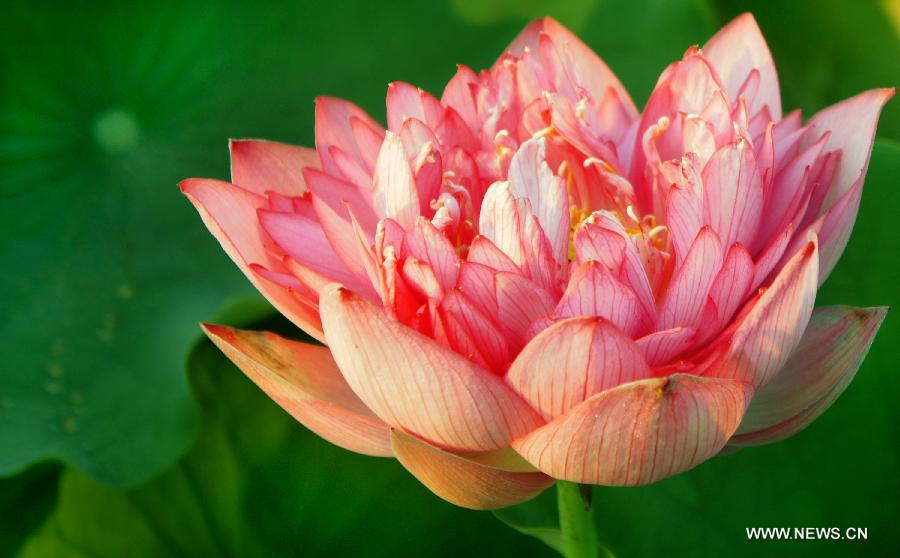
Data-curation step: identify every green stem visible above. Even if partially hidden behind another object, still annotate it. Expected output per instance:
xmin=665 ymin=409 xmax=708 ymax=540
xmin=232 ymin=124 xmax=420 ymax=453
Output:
xmin=557 ymin=481 xmax=599 ymax=558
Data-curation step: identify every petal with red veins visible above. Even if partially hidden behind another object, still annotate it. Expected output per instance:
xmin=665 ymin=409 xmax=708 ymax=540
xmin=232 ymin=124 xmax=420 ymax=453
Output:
xmin=554 ymin=261 xmax=641 ymax=336
xmin=657 ymin=227 xmax=723 ymax=330
xmin=495 ymin=272 xmax=556 ymax=344
xmin=710 ymin=239 xmax=819 ymax=388
xmin=391 ymin=430 xmax=553 ymax=510
xmin=504 ymin=17 xmax=637 ymax=119
xmin=732 ymin=306 xmax=887 ymax=445
xmin=636 ymin=327 xmax=697 ymax=366
xmin=180 ymin=179 xmax=323 ymax=341
xmin=258 ymin=208 xmax=375 ymax=297
xmin=202 ymin=325 xmax=391 ymax=456
xmin=513 ymin=373 xmax=752 ymax=485
xmin=467 ymin=235 xmax=520 ymax=273
xmin=507 ymin=317 xmax=652 ymax=421
xmin=508 ymin=139 xmax=570 ymax=266
xmin=230 ymin=139 xmax=318 ymax=196
xmin=386 ymin=81 xmax=443 ymax=131
xmin=315 ymin=96 xmax=385 ymax=177
xmin=708 ymin=243 xmax=754 ymax=327
xmin=802 ymin=88 xmax=894 ymax=212
xmin=703 ymin=13 xmax=781 ymax=119
xmin=372 ymin=131 xmax=420 ymax=228
xmin=702 ymin=140 xmax=763 ymax=249
xmin=319 ymin=285 xmax=543 ymax=451
xmin=403 ymin=218 xmax=461 ymax=291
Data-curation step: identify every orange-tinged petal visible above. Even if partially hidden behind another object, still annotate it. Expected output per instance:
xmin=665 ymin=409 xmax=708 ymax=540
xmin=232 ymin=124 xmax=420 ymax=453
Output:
xmin=731 ymin=305 xmax=887 ymax=445
xmin=391 ymin=430 xmax=553 ymax=510
xmin=179 ymin=178 xmax=324 ymax=341
xmin=319 ymin=284 xmax=544 ymax=452
xmin=230 ymin=139 xmax=318 ymax=196
xmin=202 ymin=324 xmax=392 ymax=456
xmin=513 ymin=374 xmax=752 ymax=485
xmin=506 ymin=317 xmax=652 ymax=421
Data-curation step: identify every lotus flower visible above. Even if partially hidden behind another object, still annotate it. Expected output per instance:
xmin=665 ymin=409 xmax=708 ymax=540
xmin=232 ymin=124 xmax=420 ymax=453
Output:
xmin=182 ymin=14 xmax=891 ymax=510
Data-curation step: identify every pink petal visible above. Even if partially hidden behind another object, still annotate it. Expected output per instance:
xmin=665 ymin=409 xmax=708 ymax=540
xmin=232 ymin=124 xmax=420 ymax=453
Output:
xmin=708 ymin=243 xmax=754 ymax=327
xmin=441 ymin=289 xmax=510 ymax=373
xmin=230 ymin=139 xmax=318 ymax=196
xmin=710 ymin=239 xmax=819 ymax=388
xmin=202 ymin=324 xmax=391 ymax=456
xmin=180 ymin=179 xmax=323 ymax=341
xmin=457 ymin=262 xmax=499 ymax=317
xmin=372 ymin=131 xmax=420 ymax=228
xmin=703 ymin=13 xmax=782 ymax=119
xmin=513 ymin=373 xmax=752 ymax=485
xmin=508 ymin=139 xmax=570 ymax=266
xmin=391 ymin=430 xmax=553 ymax=510
xmin=504 ymin=17 xmax=638 ymax=119
xmin=315 ymin=96 xmax=385 ymax=177
xmin=479 ymin=182 xmax=525 ymax=265
xmin=507 ymin=317 xmax=652 ymax=420
xmin=386 ymin=81 xmax=443 ymax=131
xmin=554 ymin=261 xmax=642 ymax=336
xmin=495 ymin=272 xmax=556 ymax=345
xmin=466 ymin=235 xmax=520 ymax=273
xmin=319 ymin=285 xmax=543 ymax=451
xmin=573 ymin=218 xmax=626 ymax=270
xmin=802 ymin=88 xmax=894 ymax=213
xmin=732 ymin=306 xmax=886 ymax=445
xmin=403 ymin=218 xmax=461 ymax=292
xmin=702 ymin=140 xmax=763 ymax=249
xmin=657 ymin=227 xmax=724 ymax=330
xmin=257 ymin=208 xmax=375 ymax=297
xmin=636 ymin=327 xmax=697 ymax=366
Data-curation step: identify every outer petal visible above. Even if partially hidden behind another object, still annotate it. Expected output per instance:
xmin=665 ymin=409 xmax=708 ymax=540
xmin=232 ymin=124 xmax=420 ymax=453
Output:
xmin=319 ymin=284 xmax=544 ymax=451
xmin=230 ymin=139 xmax=318 ymax=196
xmin=202 ymin=324 xmax=391 ymax=456
xmin=709 ymin=239 xmax=819 ymax=388
xmin=180 ymin=179 xmax=324 ymax=341
xmin=703 ymin=13 xmax=781 ymax=119
xmin=506 ymin=317 xmax=652 ymax=420
xmin=731 ymin=306 xmax=887 ymax=444
xmin=513 ymin=374 xmax=752 ymax=485
xmin=391 ymin=430 xmax=553 ymax=510
xmin=803 ymin=88 xmax=894 ymax=211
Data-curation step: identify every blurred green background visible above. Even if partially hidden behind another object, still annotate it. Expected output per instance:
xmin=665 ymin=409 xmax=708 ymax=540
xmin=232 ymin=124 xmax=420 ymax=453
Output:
xmin=1 ymin=0 xmax=898 ymax=556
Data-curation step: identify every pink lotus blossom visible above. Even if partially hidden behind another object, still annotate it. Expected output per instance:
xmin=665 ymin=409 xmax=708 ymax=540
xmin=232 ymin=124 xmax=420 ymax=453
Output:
xmin=182 ymin=14 xmax=891 ymax=509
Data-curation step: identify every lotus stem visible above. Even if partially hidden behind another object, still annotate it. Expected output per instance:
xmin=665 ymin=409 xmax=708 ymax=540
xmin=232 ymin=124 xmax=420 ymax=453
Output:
xmin=557 ymin=481 xmax=599 ymax=558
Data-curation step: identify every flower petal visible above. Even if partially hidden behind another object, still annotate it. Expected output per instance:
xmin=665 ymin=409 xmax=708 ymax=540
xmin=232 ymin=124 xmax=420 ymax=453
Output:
xmin=230 ymin=139 xmax=318 ymax=196
xmin=504 ymin=17 xmax=638 ymax=119
xmin=657 ymin=227 xmax=723 ymax=330
xmin=202 ymin=324 xmax=391 ymax=456
xmin=372 ymin=131 xmax=420 ymax=228
xmin=732 ymin=306 xmax=887 ymax=444
xmin=315 ymin=96 xmax=385 ymax=177
xmin=507 ymin=317 xmax=652 ymax=421
xmin=319 ymin=284 xmax=543 ymax=451
xmin=513 ymin=374 xmax=752 ymax=485
xmin=555 ymin=261 xmax=642 ymax=336
xmin=710 ymin=239 xmax=819 ymax=388
xmin=180 ymin=179 xmax=323 ymax=341
xmin=803 ymin=88 xmax=894 ymax=212
xmin=391 ymin=430 xmax=553 ymax=510
xmin=703 ymin=13 xmax=782 ymax=119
